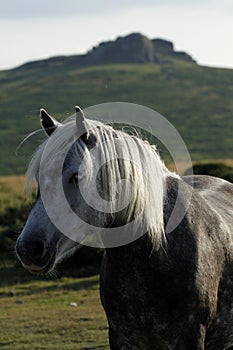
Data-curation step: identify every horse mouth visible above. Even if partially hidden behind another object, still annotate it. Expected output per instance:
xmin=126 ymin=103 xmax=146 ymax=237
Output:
xmin=22 ymin=252 xmax=56 ymax=275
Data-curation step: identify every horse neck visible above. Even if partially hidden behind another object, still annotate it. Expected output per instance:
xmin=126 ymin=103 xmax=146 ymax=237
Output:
xmin=105 ymin=233 xmax=154 ymax=263
xmin=104 ymin=175 xmax=183 ymax=264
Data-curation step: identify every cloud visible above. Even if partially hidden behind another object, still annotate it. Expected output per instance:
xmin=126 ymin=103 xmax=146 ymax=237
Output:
xmin=0 ymin=0 xmax=221 ymax=20
xmin=1 ymin=0 xmax=147 ymax=19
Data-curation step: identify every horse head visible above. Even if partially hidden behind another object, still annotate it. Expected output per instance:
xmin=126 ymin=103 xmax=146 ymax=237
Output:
xmin=16 ymin=106 xmax=165 ymax=274
xmin=15 ymin=107 xmax=102 ymax=274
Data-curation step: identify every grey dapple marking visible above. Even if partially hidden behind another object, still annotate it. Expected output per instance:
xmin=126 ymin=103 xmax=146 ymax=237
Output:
xmin=16 ymin=107 xmax=233 ymax=349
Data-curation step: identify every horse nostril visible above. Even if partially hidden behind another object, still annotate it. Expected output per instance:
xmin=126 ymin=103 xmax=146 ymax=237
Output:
xmin=16 ymin=237 xmax=47 ymax=267
xmin=16 ymin=239 xmax=45 ymax=259
xmin=31 ymin=240 xmax=45 ymax=258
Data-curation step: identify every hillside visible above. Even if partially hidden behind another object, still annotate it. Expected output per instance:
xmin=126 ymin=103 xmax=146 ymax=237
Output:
xmin=0 ymin=33 xmax=232 ymax=175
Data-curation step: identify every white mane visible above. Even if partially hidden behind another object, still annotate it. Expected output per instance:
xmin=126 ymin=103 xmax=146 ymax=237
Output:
xmin=25 ymin=117 xmax=178 ymax=248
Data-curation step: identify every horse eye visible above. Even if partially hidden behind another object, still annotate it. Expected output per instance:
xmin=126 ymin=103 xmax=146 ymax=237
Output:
xmin=69 ymin=173 xmax=79 ymax=185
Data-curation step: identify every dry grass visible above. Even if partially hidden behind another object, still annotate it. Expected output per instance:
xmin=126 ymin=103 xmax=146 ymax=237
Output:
xmin=0 ymin=175 xmax=25 ymax=199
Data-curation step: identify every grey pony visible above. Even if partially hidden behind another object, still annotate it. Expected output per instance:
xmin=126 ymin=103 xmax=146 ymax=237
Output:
xmin=16 ymin=108 xmax=233 ymax=350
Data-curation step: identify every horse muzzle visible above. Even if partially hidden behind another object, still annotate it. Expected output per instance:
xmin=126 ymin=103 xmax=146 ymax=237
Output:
xmin=15 ymin=237 xmax=56 ymax=275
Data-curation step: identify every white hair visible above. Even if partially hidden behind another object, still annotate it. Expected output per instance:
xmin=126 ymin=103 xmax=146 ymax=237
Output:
xmin=25 ymin=117 xmax=179 ymax=249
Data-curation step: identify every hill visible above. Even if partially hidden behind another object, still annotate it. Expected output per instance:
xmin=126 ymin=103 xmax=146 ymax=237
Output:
xmin=0 ymin=33 xmax=232 ymax=175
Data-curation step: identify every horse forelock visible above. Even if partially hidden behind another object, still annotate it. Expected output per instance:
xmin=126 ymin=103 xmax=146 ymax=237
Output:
xmin=25 ymin=116 xmax=178 ymax=247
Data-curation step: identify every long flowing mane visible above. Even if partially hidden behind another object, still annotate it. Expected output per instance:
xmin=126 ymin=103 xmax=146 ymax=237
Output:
xmin=25 ymin=116 xmax=179 ymax=248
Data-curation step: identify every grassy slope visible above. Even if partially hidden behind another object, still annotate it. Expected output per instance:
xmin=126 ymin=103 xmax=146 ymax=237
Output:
xmin=0 ymin=275 xmax=109 ymax=350
xmin=0 ymin=61 xmax=233 ymax=175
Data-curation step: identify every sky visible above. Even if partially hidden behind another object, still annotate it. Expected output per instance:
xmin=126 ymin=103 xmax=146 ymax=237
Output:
xmin=0 ymin=0 xmax=233 ymax=70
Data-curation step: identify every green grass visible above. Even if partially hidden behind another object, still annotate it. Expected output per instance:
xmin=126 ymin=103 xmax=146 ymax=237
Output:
xmin=0 ymin=61 xmax=233 ymax=175
xmin=0 ymin=274 xmax=109 ymax=350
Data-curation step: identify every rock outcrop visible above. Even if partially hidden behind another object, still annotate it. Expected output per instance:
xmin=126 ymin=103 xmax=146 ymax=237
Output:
xmin=17 ymin=33 xmax=196 ymax=70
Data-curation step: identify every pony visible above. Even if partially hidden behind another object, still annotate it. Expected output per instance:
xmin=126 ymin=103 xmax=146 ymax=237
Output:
xmin=16 ymin=106 xmax=233 ymax=349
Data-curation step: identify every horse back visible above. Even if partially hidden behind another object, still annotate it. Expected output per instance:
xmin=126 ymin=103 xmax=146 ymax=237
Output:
xmin=183 ymin=174 xmax=233 ymax=231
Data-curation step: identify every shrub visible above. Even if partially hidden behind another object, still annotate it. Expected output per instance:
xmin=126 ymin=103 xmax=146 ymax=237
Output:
xmin=0 ymin=196 xmax=33 ymax=261
xmin=185 ymin=162 xmax=233 ymax=183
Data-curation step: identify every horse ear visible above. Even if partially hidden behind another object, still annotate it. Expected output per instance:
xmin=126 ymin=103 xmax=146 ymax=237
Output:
xmin=75 ymin=106 xmax=97 ymax=145
xmin=40 ymin=109 xmax=61 ymax=136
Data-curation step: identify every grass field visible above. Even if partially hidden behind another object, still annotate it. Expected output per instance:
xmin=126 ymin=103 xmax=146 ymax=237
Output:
xmin=0 ymin=274 xmax=109 ymax=350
